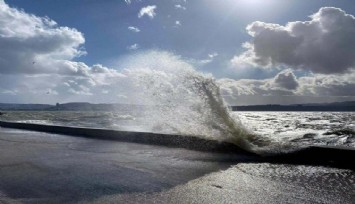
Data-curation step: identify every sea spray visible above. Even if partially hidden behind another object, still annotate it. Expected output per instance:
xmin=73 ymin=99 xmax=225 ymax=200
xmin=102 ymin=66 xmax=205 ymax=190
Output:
xmin=121 ymin=51 xmax=263 ymax=151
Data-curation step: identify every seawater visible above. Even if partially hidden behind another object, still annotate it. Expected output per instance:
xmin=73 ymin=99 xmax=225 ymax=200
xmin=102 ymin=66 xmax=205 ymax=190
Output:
xmin=237 ymin=111 xmax=355 ymax=151
xmin=1 ymin=111 xmax=354 ymax=153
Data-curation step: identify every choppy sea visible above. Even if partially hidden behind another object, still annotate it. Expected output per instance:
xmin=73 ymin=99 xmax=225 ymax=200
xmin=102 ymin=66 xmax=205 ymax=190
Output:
xmin=1 ymin=111 xmax=354 ymax=151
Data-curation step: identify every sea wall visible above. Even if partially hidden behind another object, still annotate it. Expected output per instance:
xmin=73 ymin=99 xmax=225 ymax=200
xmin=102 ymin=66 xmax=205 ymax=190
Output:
xmin=0 ymin=120 xmax=248 ymax=154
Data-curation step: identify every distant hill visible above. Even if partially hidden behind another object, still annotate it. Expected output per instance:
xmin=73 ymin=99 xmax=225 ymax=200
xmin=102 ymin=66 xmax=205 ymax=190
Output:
xmin=46 ymin=102 xmax=144 ymax=111
xmin=300 ymin=101 xmax=355 ymax=107
xmin=232 ymin=101 xmax=355 ymax=112
xmin=0 ymin=103 xmax=53 ymax=111
xmin=0 ymin=102 xmax=144 ymax=111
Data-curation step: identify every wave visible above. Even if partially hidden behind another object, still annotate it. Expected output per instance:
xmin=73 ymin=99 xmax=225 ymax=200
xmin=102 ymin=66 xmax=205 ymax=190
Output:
xmin=121 ymin=51 xmax=273 ymax=153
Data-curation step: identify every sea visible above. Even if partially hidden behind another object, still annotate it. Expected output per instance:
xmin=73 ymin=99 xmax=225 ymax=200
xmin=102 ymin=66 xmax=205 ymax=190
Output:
xmin=0 ymin=110 xmax=354 ymax=154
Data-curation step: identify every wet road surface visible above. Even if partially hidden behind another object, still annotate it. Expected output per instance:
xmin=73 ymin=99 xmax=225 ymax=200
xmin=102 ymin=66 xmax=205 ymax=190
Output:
xmin=0 ymin=127 xmax=354 ymax=203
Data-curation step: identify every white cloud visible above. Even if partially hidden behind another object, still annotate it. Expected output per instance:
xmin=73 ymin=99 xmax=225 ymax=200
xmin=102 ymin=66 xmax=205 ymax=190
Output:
xmin=231 ymin=7 xmax=355 ymax=74
xmin=208 ymin=52 xmax=218 ymax=59
xmin=175 ymin=20 xmax=181 ymax=26
xmin=196 ymin=52 xmax=219 ymax=65
xmin=296 ymin=71 xmax=355 ymax=97
xmin=128 ymin=26 xmax=140 ymax=32
xmin=218 ymin=77 xmax=292 ymax=99
xmin=175 ymin=4 xmax=186 ymax=10
xmin=0 ymin=0 xmax=86 ymax=75
xmin=217 ymin=69 xmax=355 ymax=105
xmin=127 ymin=43 xmax=139 ymax=50
xmin=138 ymin=5 xmax=157 ymax=19
xmin=0 ymin=1 xmax=127 ymax=103
xmin=124 ymin=0 xmax=131 ymax=4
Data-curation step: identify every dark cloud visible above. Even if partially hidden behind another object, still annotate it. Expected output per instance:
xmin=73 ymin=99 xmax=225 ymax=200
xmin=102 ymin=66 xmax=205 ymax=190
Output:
xmin=272 ymin=69 xmax=299 ymax=90
xmin=232 ymin=7 xmax=355 ymax=74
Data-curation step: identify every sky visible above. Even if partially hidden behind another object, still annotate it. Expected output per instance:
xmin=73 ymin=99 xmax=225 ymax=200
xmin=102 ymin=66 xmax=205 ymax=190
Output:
xmin=0 ymin=0 xmax=355 ymax=105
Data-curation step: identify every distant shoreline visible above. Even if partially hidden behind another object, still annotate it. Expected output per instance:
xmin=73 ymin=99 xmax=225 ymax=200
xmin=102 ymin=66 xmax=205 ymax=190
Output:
xmin=0 ymin=101 xmax=354 ymax=112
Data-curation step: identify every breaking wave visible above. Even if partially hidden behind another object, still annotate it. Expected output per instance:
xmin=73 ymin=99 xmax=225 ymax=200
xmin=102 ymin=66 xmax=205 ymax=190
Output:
xmin=121 ymin=51 xmax=271 ymax=152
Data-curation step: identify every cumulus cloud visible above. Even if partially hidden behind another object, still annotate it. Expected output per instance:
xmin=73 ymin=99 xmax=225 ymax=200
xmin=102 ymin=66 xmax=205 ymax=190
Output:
xmin=271 ymin=69 xmax=299 ymax=90
xmin=0 ymin=1 xmax=87 ymax=75
xmin=217 ymin=68 xmax=355 ymax=105
xmin=0 ymin=1 xmax=128 ymax=103
xmin=296 ymin=71 xmax=355 ymax=97
xmin=232 ymin=7 xmax=355 ymax=74
xmin=128 ymin=26 xmax=140 ymax=32
xmin=218 ymin=74 xmax=295 ymax=99
xmin=138 ymin=5 xmax=157 ymax=19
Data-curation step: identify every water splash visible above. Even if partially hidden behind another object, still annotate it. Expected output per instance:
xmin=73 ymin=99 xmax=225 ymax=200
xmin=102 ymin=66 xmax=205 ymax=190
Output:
xmin=121 ymin=51 xmax=266 ymax=151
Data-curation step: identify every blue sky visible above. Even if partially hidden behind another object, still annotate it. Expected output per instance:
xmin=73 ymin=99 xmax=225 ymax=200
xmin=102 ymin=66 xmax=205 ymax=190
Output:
xmin=1 ymin=0 xmax=355 ymax=105
xmin=5 ymin=0 xmax=354 ymax=78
